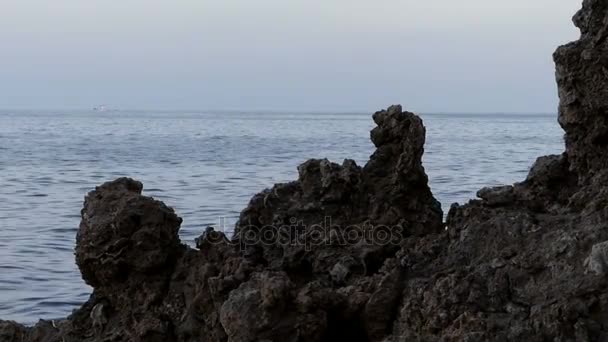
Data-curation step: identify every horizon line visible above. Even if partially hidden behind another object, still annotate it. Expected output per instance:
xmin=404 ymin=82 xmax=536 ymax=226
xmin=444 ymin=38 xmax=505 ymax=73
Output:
xmin=0 ymin=107 xmax=558 ymax=116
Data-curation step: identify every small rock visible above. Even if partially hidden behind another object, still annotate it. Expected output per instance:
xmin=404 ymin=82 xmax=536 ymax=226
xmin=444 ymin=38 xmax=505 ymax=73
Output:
xmin=585 ymin=241 xmax=608 ymax=275
xmin=477 ymin=186 xmax=515 ymax=206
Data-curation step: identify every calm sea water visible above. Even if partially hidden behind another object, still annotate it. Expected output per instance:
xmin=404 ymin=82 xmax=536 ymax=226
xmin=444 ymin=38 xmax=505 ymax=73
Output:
xmin=0 ymin=110 xmax=563 ymax=324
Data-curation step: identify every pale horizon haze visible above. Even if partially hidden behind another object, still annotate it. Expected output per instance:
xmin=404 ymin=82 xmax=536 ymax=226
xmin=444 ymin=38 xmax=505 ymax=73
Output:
xmin=1 ymin=0 xmax=581 ymax=113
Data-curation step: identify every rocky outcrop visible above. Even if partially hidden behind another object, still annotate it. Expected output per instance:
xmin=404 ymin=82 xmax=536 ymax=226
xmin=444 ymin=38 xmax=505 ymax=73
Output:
xmin=0 ymin=106 xmax=443 ymax=342
xmin=3 ymin=1 xmax=608 ymax=341
xmin=555 ymin=0 xmax=608 ymax=182
xmin=235 ymin=105 xmax=443 ymax=275
xmin=383 ymin=2 xmax=608 ymax=339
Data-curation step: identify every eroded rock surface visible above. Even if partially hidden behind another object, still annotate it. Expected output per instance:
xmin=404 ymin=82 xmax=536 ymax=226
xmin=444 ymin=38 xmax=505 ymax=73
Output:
xmin=235 ymin=105 xmax=443 ymax=277
xmin=555 ymin=0 xmax=608 ymax=182
xmin=3 ymin=1 xmax=608 ymax=341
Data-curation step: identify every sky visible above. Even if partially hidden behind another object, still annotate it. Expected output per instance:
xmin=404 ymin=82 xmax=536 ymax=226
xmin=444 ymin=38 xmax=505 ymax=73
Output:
xmin=0 ymin=0 xmax=582 ymax=113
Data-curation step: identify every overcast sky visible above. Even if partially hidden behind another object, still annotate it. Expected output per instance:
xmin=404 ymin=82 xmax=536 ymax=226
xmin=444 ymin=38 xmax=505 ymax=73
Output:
xmin=0 ymin=0 xmax=581 ymax=113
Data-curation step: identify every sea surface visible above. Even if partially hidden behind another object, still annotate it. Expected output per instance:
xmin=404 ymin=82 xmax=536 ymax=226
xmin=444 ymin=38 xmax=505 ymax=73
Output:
xmin=0 ymin=110 xmax=564 ymax=324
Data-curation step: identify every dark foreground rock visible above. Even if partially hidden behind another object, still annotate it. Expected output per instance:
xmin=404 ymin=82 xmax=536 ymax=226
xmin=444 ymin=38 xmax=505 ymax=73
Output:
xmin=3 ymin=1 xmax=608 ymax=341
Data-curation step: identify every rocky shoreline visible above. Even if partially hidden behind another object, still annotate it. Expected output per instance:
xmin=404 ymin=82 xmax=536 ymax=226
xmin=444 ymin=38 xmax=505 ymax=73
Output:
xmin=3 ymin=1 xmax=608 ymax=341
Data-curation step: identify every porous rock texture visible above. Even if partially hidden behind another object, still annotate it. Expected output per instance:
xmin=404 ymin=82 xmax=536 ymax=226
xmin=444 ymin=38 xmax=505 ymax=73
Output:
xmin=3 ymin=1 xmax=608 ymax=341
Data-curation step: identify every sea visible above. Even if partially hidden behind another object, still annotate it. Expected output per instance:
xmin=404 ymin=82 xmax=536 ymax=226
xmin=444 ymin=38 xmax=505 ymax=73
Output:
xmin=0 ymin=110 xmax=564 ymax=324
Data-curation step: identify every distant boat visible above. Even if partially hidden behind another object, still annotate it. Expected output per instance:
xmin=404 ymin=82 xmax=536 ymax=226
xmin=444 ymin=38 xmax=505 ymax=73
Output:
xmin=93 ymin=105 xmax=117 ymax=112
xmin=93 ymin=105 xmax=107 ymax=112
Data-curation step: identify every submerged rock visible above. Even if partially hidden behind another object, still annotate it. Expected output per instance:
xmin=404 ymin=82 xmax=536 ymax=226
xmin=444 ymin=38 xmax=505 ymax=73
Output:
xmin=4 ymin=1 xmax=608 ymax=341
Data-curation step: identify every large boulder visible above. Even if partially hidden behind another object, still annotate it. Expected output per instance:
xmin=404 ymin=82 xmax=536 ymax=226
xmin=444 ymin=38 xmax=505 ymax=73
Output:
xmin=76 ymin=178 xmax=183 ymax=295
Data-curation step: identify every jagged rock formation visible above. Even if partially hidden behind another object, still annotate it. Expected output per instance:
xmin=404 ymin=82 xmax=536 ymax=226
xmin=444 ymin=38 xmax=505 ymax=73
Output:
xmin=3 ymin=1 xmax=608 ymax=341
xmin=555 ymin=0 xmax=608 ymax=182
xmin=0 ymin=106 xmax=443 ymax=342
xmin=235 ymin=105 xmax=443 ymax=274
